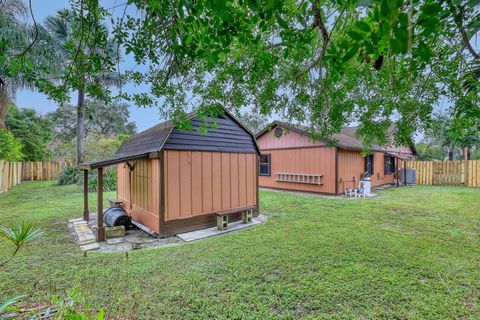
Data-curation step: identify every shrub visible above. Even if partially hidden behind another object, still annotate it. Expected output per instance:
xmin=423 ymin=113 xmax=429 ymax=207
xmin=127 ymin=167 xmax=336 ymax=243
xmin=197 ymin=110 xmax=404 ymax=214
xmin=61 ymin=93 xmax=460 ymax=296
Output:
xmin=57 ymin=166 xmax=116 ymax=192
xmin=58 ymin=167 xmax=83 ymax=186
xmin=0 ymin=129 xmax=23 ymax=161
xmin=86 ymin=168 xmax=117 ymax=192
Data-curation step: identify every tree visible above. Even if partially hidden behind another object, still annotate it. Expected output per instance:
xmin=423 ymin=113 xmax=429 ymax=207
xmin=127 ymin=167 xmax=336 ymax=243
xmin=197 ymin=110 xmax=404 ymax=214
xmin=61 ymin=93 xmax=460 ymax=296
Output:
xmin=415 ymin=142 xmax=446 ymax=161
xmin=0 ymin=128 xmax=23 ymax=161
xmin=109 ymin=0 xmax=478 ymax=147
xmin=235 ymin=111 xmax=268 ymax=134
xmin=51 ymin=133 xmax=129 ymax=163
xmin=3 ymin=0 xmax=479 ymax=148
xmin=5 ymin=103 xmax=53 ymax=161
xmin=47 ymin=99 xmax=136 ymax=142
xmin=44 ymin=7 xmax=121 ymax=165
xmin=423 ymin=113 xmax=480 ymax=160
xmin=0 ymin=0 xmax=60 ymax=129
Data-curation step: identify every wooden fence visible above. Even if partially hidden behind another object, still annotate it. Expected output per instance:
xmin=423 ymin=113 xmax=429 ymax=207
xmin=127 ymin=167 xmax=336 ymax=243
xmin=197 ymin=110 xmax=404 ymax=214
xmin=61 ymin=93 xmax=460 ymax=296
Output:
xmin=404 ymin=160 xmax=480 ymax=187
xmin=0 ymin=161 xmax=71 ymax=193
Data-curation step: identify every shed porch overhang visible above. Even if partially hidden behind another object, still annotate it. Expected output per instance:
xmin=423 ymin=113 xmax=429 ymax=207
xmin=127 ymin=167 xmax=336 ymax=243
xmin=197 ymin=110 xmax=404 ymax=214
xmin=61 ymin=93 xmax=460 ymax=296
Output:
xmin=80 ymin=153 xmax=150 ymax=243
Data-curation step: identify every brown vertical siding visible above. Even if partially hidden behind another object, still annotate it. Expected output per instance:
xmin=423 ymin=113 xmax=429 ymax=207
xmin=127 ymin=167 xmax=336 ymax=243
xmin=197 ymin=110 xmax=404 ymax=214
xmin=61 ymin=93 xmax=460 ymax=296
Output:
xmin=337 ymin=150 xmax=396 ymax=194
xmin=337 ymin=149 xmax=364 ymax=192
xmin=258 ymin=147 xmax=337 ymax=194
xmin=117 ymin=158 xmax=160 ymax=233
xmin=164 ymin=150 xmax=257 ymax=221
xmin=201 ymin=152 xmax=213 ymax=212
xmin=371 ymin=152 xmax=395 ymax=186
xmin=257 ymin=127 xmax=326 ymax=149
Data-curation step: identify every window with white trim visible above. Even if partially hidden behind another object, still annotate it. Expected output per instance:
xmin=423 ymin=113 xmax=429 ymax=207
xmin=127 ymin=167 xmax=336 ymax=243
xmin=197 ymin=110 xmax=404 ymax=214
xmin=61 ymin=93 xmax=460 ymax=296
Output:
xmin=259 ymin=154 xmax=271 ymax=176
xmin=384 ymin=155 xmax=395 ymax=174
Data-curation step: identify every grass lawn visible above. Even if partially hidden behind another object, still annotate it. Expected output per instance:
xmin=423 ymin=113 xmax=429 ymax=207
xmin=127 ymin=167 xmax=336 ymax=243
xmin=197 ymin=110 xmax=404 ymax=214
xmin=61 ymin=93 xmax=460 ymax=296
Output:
xmin=0 ymin=182 xmax=479 ymax=319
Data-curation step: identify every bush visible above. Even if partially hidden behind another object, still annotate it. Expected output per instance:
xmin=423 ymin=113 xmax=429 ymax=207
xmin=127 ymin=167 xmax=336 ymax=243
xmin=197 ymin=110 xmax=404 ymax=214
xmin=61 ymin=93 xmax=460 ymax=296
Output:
xmin=86 ymin=168 xmax=117 ymax=192
xmin=0 ymin=129 xmax=23 ymax=161
xmin=58 ymin=167 xmax=83 ymax=186
xmin=57 ymin=166 xmax=116 ymax=192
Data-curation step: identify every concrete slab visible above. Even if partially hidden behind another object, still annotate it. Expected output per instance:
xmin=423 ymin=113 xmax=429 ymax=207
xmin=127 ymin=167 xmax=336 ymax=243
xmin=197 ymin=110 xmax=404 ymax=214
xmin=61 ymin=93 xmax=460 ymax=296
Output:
xmin=80 ymin=242 xmax=100 ymax=251
xmin=106 ymin=237 xmax=126 ymax=245
xmin=67 ymin=213 xmax=266 ymax=253
xmin=177 ymin=216 xmax=265 ymax=242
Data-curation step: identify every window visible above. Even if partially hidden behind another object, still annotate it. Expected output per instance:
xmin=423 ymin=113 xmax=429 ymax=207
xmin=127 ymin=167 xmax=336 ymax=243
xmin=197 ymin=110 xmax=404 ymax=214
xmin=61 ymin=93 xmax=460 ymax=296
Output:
xmin=259 ymin=154 xmax=271 ymax=176
xmin=365 ymin=154 xmax=374 ymax=176
xmin=384 ymin=155 xmax=395 ymax=174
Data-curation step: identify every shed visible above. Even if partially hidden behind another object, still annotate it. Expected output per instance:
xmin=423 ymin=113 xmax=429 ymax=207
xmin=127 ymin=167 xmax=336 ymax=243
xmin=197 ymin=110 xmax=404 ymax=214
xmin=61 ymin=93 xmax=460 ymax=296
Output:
xmin=81 ymin=108 xmax=260 ymax=242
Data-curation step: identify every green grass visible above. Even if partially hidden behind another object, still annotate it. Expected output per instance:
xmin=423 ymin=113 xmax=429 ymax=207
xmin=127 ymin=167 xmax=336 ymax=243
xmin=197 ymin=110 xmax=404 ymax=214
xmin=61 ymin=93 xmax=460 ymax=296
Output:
xmin=0 ymin=182 xmax=479 ymax=319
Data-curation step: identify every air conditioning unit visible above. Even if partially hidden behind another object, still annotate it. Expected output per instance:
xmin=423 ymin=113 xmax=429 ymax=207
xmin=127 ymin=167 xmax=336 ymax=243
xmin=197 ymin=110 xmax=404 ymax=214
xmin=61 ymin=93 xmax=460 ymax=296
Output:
xmin=400 ymin=168 xmax=416 ymax=185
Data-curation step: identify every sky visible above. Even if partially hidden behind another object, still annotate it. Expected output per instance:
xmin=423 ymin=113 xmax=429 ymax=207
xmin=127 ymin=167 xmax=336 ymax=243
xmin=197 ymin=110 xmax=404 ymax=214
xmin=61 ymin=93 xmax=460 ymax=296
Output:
xmin=14 ymin=0 xmax=164 ymax=132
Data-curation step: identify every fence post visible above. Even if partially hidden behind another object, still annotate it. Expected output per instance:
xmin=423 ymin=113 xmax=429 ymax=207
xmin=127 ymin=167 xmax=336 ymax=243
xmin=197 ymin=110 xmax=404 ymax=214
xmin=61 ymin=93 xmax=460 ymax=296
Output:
xmin=464 ymin=147 xmax=469 ymax=187
xmin=0 ymin=160 xmax=4 ymax=193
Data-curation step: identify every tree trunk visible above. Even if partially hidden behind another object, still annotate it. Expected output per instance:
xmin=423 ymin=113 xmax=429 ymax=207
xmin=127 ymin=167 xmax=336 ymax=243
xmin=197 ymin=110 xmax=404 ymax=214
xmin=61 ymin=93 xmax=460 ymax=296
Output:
xmin=448 ymin=150 xmax=454 ymax=160
xmin=76 ymin=87 xmax=85 ymax=165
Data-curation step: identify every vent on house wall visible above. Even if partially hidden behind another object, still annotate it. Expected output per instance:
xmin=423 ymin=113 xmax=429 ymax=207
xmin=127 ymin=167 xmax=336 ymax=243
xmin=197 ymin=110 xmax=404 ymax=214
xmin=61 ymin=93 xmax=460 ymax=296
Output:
xmin=274 ymin=127 xmax=283 ymax=138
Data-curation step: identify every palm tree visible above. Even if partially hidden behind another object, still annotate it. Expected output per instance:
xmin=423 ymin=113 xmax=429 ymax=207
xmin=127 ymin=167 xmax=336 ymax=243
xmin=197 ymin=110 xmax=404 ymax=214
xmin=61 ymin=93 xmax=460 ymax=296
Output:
xmin=44 ymin=12 xmax=121 ymax=165
xmin=0 ymin=0 xmax=61 ymax=129
xmin=0 ymin=0 xmax=29 ymax=129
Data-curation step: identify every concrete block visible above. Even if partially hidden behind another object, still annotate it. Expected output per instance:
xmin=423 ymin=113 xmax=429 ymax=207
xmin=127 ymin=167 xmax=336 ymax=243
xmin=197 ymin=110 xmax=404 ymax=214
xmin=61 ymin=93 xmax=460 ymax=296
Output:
xmin=105 ymin=226 xmax=125 ymax=239
xmin=242 ymin=210 xmax=253 ymax=224
xmin=216 ymin=215 xmax=228 ymax=231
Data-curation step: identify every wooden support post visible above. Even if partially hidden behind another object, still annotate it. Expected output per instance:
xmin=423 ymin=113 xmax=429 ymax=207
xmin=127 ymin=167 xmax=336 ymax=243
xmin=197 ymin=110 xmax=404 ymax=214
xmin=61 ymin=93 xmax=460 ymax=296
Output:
xmin=396 ymin=158 xmax=400 ymax=187
xmin=96 ymin=167 xmax=105 ymax=242
xmin=83 ymin=169 xmax=89 ymax=221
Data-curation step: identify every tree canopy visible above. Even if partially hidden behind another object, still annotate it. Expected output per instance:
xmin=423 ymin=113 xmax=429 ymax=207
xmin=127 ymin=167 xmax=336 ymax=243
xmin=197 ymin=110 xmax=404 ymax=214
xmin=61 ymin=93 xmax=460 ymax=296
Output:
xmin=3 ymin=0 xmax=480 ymax=147
xmin=46 ymin=99 xmax=136 ymax=142
xmin=416 ymin=113 xmax=480 ymax=160
xmin=5 ymin=103 xmax=53 ymax=161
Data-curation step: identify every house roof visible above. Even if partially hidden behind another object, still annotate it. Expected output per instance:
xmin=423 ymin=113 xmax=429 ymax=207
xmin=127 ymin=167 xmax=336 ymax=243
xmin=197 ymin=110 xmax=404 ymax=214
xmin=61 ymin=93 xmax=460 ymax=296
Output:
xmin=81 ymin=108 xmax=260 ymax=170
xmin=256 ymin=121 xmax=416 ymax=155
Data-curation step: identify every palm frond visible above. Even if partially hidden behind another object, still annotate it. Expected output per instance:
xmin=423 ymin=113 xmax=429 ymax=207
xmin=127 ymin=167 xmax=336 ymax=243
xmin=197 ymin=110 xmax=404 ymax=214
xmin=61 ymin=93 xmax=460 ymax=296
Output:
xmin=0 ymin=295 xmax=25 ymax=313
xmin=43 ymin=14 xmax=69 ymax=45
xmin=0 ymin=223 xmax=43 ymax=267
xmin=0 ymin=224 xmax=43 ymax=248
xmin=0 ymin=0 xmax=27 ymax=18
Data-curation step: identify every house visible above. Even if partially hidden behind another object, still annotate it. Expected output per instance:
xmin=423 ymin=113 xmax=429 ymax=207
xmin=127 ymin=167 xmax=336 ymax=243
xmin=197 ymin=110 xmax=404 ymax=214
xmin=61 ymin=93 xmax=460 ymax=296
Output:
xmin=81 ymin=108 xmax=260 ymax=242
xmin=256 ymin=122 xmax=416 ymax=195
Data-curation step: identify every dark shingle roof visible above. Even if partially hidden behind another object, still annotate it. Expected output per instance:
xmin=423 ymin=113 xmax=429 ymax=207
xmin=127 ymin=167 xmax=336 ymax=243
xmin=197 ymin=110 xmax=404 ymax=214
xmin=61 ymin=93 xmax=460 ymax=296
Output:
xmin=81 ymin=108 xmax=259 ymax=169
xmin=114 ymin=120 xmax=173 ymax=158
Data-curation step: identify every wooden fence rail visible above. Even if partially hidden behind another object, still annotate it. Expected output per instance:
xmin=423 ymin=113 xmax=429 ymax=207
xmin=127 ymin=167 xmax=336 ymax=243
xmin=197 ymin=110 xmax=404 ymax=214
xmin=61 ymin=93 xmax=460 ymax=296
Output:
xmin=0 ymin=161 xmax=71 ymax=193
xmin=404 ymin=160 xmax=480 ymax=187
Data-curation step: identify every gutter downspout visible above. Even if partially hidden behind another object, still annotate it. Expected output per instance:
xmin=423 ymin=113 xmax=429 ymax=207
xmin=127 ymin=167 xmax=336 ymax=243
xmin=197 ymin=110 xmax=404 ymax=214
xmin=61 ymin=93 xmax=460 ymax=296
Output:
xmin=126 ymin=162 xmax=135 ymax=210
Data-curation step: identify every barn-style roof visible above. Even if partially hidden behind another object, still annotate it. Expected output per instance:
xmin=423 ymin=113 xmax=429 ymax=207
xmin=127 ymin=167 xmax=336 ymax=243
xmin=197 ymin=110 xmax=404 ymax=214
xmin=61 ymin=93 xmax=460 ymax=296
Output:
xmin=81 ymin=108 xmax=260 ymax=170
xmin=256 ymin=121 xmax=417 ymax=155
